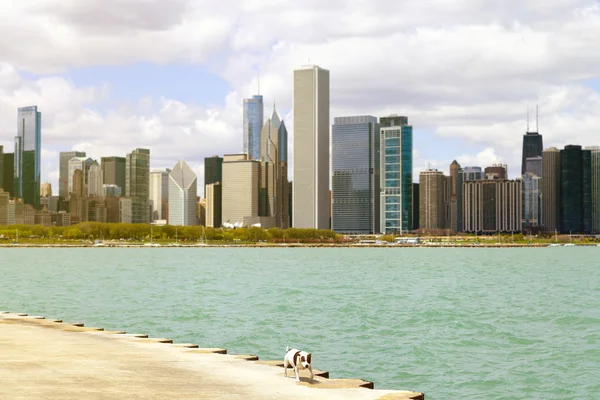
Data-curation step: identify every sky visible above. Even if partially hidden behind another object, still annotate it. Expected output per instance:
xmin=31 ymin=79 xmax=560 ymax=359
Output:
xmin=2 ymin=0 xmax=600 ymax=197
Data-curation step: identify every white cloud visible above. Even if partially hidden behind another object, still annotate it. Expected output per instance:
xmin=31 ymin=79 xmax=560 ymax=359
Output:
xmin=1 ymin=0 xmax=600 ymax=196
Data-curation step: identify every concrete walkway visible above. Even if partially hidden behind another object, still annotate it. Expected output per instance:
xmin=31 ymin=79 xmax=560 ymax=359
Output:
xmin=0 ymin=312 xmax=423 ymax=400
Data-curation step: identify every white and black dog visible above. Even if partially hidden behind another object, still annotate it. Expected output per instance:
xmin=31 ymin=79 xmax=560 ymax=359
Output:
xmin=284 ymin=346 xmax=314 ymax=382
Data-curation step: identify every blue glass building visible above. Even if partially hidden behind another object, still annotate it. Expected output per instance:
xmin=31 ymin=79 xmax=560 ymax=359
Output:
xmin=15 ymin=105 xmax=41 ymax=208
xmin=380 ymin=116 xmax=412 ymax=233
xmin=332 ymin=116 xmax=380 ymax=234
xmin=243 ymin=95 xmax=264 ymax=160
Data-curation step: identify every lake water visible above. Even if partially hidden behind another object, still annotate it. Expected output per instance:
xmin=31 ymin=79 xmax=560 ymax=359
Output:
xmin=1 ymin=247 xmax=599 ymax=399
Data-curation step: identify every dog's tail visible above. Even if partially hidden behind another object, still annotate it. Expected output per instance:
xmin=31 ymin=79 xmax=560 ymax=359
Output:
xmin=286 ymin=346 xmax=289 ymax=353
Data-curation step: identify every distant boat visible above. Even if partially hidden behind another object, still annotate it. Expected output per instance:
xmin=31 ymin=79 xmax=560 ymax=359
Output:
xmin=548 ymin=243 xmax=561 ymax=247
xmin=564 ymin=243 xmax=576 ymax=247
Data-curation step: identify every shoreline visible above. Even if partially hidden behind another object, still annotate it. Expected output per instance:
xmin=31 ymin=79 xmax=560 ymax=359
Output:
xmin=0 ymin=311 xmax=424 ymax=399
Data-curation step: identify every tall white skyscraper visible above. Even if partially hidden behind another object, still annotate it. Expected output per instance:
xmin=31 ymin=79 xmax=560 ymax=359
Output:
xmin=88 ymin=163 xmax=103 ymax=197
xmin=293 ymin=65 xmax=330 ymax=229
xmin=150 ymin=168 xmax=170 ymax=221
xmin=168 ymin=160 xmax=197 ymax=226
xmin=68 ymin=156 xmax=95 ymax=197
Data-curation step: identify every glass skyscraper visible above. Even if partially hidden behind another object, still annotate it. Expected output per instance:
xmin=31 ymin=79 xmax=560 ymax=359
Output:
xmin=522 ymin=172 xmax=541 ymax=229
xmin=521 ymin=131 xmax=543 ymax=175
xmin=126 ymin=148 xmax=150 ymax=223
xmin=15 ymin=106 xmax=41 ymax=208
xmin=380 ymin=116 xmax=412 ymax=234
xmin=560 ymin=145 xmax=592 ymax=233
xmin=332 ymin=115 xmax=380 ymax=234
xmin=243 ymin=95 xmax=264 ymax=160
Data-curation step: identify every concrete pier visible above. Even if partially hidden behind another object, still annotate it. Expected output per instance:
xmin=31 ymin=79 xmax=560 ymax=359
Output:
xmin=0 ymin=312 xmax=424 ymax=400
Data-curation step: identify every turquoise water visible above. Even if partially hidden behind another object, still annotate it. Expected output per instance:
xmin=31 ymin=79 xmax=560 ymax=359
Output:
xmin=1 ymin=248 xmax=600 ymax=399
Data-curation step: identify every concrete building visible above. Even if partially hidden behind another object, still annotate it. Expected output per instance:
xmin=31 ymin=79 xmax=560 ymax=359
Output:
xmin=2 ymin=150 xmax=14 ymax=198
xmin=463 ymin=180 xmax=522 ymax=233
xmin=243 ymin=95 xmax=264 ymax=160
xmin=119 ymin=198 xmax=133 ymax=223
xmin=293 ymin=65 xmax=330 ymax=229
xmin=412 ymin=183 xmax=419 ymax=231
xmin=68 ymin=157 xmax=95 ymax=197
xmin=560 ymin=145 xmax=592 ymax=233
xmin=222 ymin=154 xmax=260 ymax=226
xmin=150 ymin=168 xmax=170 ymax=222
xmin=0 ymin=189 xmax=9 ymax=225
xmin=0 ymin=145 xmax=3 ymax=191
xmin=522 ymin=172 xmax=542 ymax=230
xmin=69 ymin=169 xmax=87 ymax=224
xmin=449 ymin=160 xmax=463 ymax=232
xmin=205 ymin=183 xmax=222 ymax=228
xmin=587 ymin=146 xmax=600 ymax=233
xmin=88 ymin=198 xmax=107 ymax=223
xmin=197 ymin=198 xmax=206 ymax=226
xmin=332 ymin=115 xmax=380 ymax=234
xmin=125 ymin=148 xmax=150 ymax=223
xmin=484 ymin=164 xmax=507 ymax=180
xmin=13 ymin=199 xmax=36 ymax=225
xmin=168 ymin=160 xmax=197 ymax=226
xmin=88 ymin=164 xmax=103 ymax=198
xmin=462 ymin=166 xmax=484 ymax=182
xmin=541 ymin=147 xmax=561 ymax=232
xmin=380 ymin=116 xmax=413 ymax=233
xmin=14 ymin=106 xmax=42 ymax=208
xmin=59 ymin=151 xmax=85 ymax=199
xmin=40 ymin=196 xmax=59 ymax=213
xmin=419 ymin=169 xmax=447 ymax=231
xmin=52 ymin=211 xmax=71 ymax=226
xmin=40 ymin=182 xmax=52 ymax=197
xmin=101 ymin=156 xmax=126 ymax=194
xmin=35 ymin=206 xmax=52 ymax=227
xmin=105 ymin=196 xmax=121 ymax=223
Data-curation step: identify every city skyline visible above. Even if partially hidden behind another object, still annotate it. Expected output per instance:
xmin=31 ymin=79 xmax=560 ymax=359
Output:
xmin=2 ymin=1 xmax=599 ymax=197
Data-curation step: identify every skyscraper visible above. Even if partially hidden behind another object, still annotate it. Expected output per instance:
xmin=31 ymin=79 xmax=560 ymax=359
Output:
xmin=522 ymin=172 xmax=542 ymax=229
xmin=204 ymin=156 xmax=223 ymax=193
xmin=150 ymin=168 xmax=170 ymax=221
xmin=586 ymin=146 xmax=600 ymax=233
xmin=168 ymin=160 xmax=197 ymax=226
xmin=380 ymin=115 xmax=412 ymax=233
xmin=449 ymin=160 xmax=463 ymax=232
xmin=15 ymin=106 xmax=41 ymax=208
xmin=88 ymin=163 xmax=103 ymax=197
xmin=462 ymin=166 xmax=484 ymax=181
xmin=101 ymin=156 xmax=126 ymax=194
xmin=2 ymin=152 xmax=14 ymax=198
xmin=419 ymin=169 xmax=446 ymax=231
xmin=0 ymin=145 xmax=3 ymax=191
xmin=125 ymin=148 xmax=150 ymax=223
xmin=293 ymin=65 xmax=330 ymax=229
xmin=222 ymin=154 xmax=260 ymax=225
xmin=59 ymin=151 xmax=86 ymax=199
xmin=521 ymin=128 xmax=543 ymax=175
xmin=541 ymin=147 xmax=561 ymax=232
xmin=68 ymin=157 xmax=95 ymax=197
xmin=332 ymin=115 xmax=380 ymax=234
xmin=560 ymin=145 xmax=592 ymax=233
xmin=525 ymin=156 xmax=542 ymax=177
xmin=243 ymin=94 xmax=264 ymax=160
xmin=463 ymin=180 xmax=522 ymax=233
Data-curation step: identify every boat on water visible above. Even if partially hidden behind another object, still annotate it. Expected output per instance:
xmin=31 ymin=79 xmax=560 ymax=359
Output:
xmin=564 ymin=243 xmax=576 ymax=247
xmin=548 ymin=243 xmax=561 ymax=247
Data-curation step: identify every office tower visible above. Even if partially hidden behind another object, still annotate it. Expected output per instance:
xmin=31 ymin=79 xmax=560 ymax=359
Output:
xmin=463 ymin=166 xmax=484 ymax=181
xmin=0 ymin=189 xmax=9 ymax=225
xmin=331 ymin=115 xmax=380 ymax=234
xmin=14 ymin=106 xmax=42 ymax=208
xmin=522 ymin=172 xmax=541 ymax=229
xmin=204 ymin=156 xmax=223 ymax=193
xmin=119 ymin=198 xmax=132 ymax=223
xmin=125 ymin=148 xmax=150 ymax=223
xmin=69 ymin=169 xmax=87 ymax=223
xmin=197 ymin=197 xmax=206 ymax=226
xmin=525 ymin=156 xmax=542 ymax=177
xmin=103 ymin=184 xmax=122 ymax=197
xmin=101 ymin=156 xmax=126 ymax=194
xmin=105 ymin=196 xmax=121 ymax=223
xmin=59 ymin=151 xmax=85 ymax=199
xmin=0 ymin=146 xmax=3 ymax=190
xmin=541 ymin=147 xmax=561 ymax=232
xmin=449 ymin=160 xmax=463 ymax=232
xmin=88 ymin=164 xmax=103 ymax=197
xmin=484 ymin=164 xmax=507 ymax=180
xmin=205 ymin=183 xmax=222 ymax=227
xmin=259 ymin=106 xmax=290 ymax=228
xmin=150 ymin=168 xmax=170 ymax=221
xmin=88 ymin=198 xmax=107 ymax=222
xmin=222 ymin=154 xmax=260 ymax=225
xmin=587 ymin=146 xmax=600 ymax=233
xmin=463 ymin=180 xmax=522 ymax=233
xmin=168 ymin=160 xmax=197 ymax=226
xmin=380 ymin=115 xmax=412 ymax=233
xmin=40 ymin=196 xmax=59 ymax=213
xmin=293 ymin=65 xmax=330 ymax=229
xmin=521 ymin=118 xmax=543 ymax=175
xmin=2 ymin=152 xmax=14 ymax=198
xmin=68 ymin=157 xmax=95 ymax=196
xmin=412 ymin=183 xmax=419 ymax=230
xmin=243 ymin=95 xmax=264 ymax=160
xmin=40 ymin=182 xmax=52 ymax=197
xmin=419 ymin=169 xmax=446 ymax=230
xmin=560 ymin=145 xmax=592 ymax=233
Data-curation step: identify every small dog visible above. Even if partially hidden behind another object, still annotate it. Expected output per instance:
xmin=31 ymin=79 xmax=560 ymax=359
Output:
xmin=284 ymin=346 xmax=314 ymax=382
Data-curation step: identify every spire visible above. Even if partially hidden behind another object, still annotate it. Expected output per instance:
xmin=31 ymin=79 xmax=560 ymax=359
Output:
xmin=526 ymin=102 xmax=530 ymax=132
xmin=536 ymin=103 xmax=539 ymax=132
xmin=270 ymin=102 xmax=281 ymax=128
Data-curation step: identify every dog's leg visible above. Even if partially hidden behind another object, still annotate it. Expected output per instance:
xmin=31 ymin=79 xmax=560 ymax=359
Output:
xmin=294 ymin=366 xmax=300 ymax=382
xmin=309 ymin=365 xmax=314 ymax=381
xmin=284 ymin=359 xmax=289 ymax=377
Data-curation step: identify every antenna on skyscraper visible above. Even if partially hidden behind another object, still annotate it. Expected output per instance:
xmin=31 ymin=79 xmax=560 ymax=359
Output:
xmin=536 ymin=103 xmax=539 ymax=132
xmin=526 ymin=102 xmax=530 ymax=132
